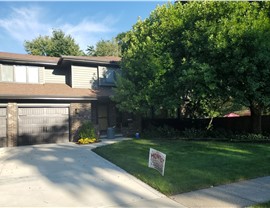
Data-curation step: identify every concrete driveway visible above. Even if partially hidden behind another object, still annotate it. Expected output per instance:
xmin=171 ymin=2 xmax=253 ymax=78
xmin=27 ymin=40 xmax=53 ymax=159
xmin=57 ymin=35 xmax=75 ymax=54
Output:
xmin=0 ymin=142 xmax=181 ymax=207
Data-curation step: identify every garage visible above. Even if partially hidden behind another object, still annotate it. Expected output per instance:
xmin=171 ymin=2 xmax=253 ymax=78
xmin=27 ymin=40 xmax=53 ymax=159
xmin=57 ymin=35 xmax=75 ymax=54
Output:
xmin=17 ymin=106 xmax=69 ymax=146
xmin=0 ymin=107 xmax=6 ymax=147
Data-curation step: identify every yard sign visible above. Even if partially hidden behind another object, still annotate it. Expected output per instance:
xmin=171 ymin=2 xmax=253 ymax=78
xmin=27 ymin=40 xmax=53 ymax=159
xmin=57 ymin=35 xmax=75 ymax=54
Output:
xmin=148 ymin=148 xmax=166 ymax=176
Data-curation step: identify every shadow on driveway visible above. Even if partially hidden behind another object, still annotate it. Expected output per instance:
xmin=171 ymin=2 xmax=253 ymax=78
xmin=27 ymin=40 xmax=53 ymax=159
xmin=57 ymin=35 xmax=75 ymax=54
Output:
xmin=0 ymin=143 xmax=173 ymax=207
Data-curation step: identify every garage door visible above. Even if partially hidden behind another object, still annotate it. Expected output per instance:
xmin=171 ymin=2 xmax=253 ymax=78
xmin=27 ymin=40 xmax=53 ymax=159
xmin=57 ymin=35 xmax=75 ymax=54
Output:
xmin=18 ymin=107 xmax=69 ymax=146
xmin=0 ymin=108 xmax=7 ymax=147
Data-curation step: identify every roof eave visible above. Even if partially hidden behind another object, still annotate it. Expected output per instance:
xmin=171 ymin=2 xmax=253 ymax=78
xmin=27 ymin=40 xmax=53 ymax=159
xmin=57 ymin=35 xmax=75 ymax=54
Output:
xmin=61 ymin=56 xmax=120 ymax=66
xmin=0 ymin=95 xmax=97 ymax=101
xmin=0 ymin=58 xmax=58 ymax=66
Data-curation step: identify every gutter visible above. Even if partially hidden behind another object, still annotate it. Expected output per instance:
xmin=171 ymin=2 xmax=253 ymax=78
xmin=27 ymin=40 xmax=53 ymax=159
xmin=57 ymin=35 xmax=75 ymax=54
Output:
xmin=61 ymin=56 xmax=120 ymax=66
xmin=0 ymin=95 xmax=97 ymax=101
xmin=0 ymin=58 xmax=58 ymax=66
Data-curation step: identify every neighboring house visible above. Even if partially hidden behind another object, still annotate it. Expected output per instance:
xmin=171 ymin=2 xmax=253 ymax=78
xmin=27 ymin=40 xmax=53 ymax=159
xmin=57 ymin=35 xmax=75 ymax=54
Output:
xmin=0 ymin=52 xmax=140 ymax=147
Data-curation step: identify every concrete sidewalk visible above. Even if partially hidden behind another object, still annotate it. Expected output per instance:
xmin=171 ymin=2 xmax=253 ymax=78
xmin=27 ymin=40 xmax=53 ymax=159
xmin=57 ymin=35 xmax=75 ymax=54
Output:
xmin=171 ymin=176 xmax=270 ymax=208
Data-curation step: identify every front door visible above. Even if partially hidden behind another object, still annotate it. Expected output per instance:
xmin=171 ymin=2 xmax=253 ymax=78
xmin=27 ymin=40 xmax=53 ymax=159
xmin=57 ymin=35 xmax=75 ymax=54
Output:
xmin=98 ymin=104 xmax=108 ymax=134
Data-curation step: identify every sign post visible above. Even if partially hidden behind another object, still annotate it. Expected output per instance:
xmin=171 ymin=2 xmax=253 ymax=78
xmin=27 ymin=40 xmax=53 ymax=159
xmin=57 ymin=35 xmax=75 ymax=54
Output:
xmin=148 ymin=148 xmax=166 ymax=176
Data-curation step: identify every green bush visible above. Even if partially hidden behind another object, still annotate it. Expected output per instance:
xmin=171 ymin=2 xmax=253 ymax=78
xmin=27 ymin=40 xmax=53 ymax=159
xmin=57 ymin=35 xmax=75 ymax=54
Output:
xmin=143 ymin=125 xmax=270 ymax=142
xmin=143 ymin=125 xmax=179 ymax=139
xmin=182 ymin=128 xmax=207 ymax=139
xmin=206 ymin=128 xmax=233 ymax=139
xmin=232 ymin=133 xmax=270 ymax=141
xmin=78 ymin=121 xmax=96 ymax=139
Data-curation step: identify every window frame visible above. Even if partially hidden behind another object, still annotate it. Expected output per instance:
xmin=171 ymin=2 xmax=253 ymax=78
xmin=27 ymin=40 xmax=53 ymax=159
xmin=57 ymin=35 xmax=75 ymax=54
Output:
xmin=98 ymin=66 xmax=118 ymax=87
xmin=0 ymin=64 xmax=39 ymax=84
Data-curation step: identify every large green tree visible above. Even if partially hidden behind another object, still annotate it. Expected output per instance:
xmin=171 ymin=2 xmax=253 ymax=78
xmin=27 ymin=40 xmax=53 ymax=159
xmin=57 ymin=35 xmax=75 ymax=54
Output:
xmin=113 ymin=2 xmax=270 ymax=133
xmin=86 ymin=38 xmax=121 ymax=56
xmin=178 ymin=2 xmax=270 ymax=133
xmin=24 ymin=29 xmax=83 ymax=57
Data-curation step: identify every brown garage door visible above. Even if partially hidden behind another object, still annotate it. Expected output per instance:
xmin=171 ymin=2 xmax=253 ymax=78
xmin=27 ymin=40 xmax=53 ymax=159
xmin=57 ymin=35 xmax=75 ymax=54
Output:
xmin=0 ymin=108 xmax=7 ymax=147
xmin=18 ymin=107 xmax=69 ymax=146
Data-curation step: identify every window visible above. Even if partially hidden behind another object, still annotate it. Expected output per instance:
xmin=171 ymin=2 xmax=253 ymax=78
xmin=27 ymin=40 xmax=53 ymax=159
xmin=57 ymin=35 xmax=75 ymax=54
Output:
xmin=99 ymin=66 xmax=118 ymax=86
xmin=14 ymin=66 xmax=27 ymax=82
xmin=1 ymin=65 xmax=13 ymax=82
xmin=27 ymin=66 xmax=39 ymax=83
xmin=0 ymin=65 xmax=39 ymax=83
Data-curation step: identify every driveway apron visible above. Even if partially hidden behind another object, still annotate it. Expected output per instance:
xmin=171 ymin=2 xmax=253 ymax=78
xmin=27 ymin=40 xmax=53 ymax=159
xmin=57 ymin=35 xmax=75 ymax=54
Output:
xmin=0 ymin=143 xmax=181 ymax=207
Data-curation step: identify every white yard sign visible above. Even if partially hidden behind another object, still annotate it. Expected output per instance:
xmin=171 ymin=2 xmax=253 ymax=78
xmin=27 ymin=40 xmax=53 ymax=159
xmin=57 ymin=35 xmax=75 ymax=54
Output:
xmin=148 ymin=148 xmax=166 ymax=176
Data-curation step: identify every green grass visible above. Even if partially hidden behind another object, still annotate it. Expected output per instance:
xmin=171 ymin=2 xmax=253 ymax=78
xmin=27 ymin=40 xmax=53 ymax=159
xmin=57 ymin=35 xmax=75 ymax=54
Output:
xmin=251 ymin=201 xmax=270 ymax=208
xmin=93 ymin=139 xmax=270 ymax=195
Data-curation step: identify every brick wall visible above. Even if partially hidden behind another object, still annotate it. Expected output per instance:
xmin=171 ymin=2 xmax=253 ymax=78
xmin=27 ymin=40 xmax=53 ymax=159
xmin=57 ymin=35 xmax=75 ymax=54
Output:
xmin=7 ymin=103 xmax=17 ymax=147
xmin=70 ymin=102 xmax=92 ymax=142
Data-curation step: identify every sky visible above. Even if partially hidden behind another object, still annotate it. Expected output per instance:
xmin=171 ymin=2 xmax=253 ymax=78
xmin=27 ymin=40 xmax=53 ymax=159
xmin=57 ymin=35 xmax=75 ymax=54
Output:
xmin=0 ymin=1 xmax=170 ymax=54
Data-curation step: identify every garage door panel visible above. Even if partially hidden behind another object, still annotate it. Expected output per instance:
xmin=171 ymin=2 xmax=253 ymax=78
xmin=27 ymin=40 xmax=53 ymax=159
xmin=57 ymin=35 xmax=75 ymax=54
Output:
xmin=19 ymin=108 xmax=45 ymax=116
xmin=48 ymin=124 xmax=69 ymax=133
xmin=0 ymin=118 xmax=6 ymax=125
xmin=19 ymin=126 xmax=44 ymax=134
xmin=18 ymin=132 xmax=69 ymax=146
xmin=19 ymin=117 xmax=45 ymax=125
xmin=18 ymin=107 xmax=69 ymax=146
xmin=0 ymin=108 xmax=7 ymax=147
xmin=46 ymin=108 xmax=68 ymax=115
xmin=0 ymin=108 xmax=6 ymax=116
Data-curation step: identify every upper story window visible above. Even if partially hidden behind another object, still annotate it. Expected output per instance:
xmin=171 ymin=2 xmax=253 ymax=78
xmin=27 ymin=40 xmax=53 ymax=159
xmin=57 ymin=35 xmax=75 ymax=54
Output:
xmin=0 ymin=65 xmax=39 ymax=84
xmin=98 ymin=66 xmax=119 ymax=86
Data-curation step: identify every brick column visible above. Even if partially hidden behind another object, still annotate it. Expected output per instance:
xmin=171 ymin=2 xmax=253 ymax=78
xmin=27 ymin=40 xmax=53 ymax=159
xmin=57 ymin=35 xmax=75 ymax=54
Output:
xmin=70 ymin=102 xmax=92 ymax=142
xmin=7 ymin=103 xmax=18 ymax=147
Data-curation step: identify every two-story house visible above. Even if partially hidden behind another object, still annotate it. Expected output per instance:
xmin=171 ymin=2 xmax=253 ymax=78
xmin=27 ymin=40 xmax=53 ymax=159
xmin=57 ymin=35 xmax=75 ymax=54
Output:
xmin=0 ymin=52 xmax=140 ymax=147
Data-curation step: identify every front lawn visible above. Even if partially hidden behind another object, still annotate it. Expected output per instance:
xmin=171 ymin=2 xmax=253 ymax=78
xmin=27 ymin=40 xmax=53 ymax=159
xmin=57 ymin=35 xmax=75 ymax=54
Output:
xmin=93 ymin=139 xmax=270 ymax=195
xmin=252 ymin=201 xmax=270 ymax=208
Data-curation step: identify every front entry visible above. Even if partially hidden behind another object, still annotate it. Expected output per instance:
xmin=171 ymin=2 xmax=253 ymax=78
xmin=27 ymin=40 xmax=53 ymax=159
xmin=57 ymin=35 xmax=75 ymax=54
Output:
xmin=98 ymin=104 xmax=108 ymax=134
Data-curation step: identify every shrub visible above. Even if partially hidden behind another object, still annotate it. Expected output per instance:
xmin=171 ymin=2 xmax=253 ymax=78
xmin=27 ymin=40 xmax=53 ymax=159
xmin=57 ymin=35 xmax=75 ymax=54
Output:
xmin=79 ymin=121 xmax=96 ymax=139
xmin=143 ymin=125 xmax=179 ymax=139
xmin=78 ymin=138 xmax=97 ymax=144
xmin=182 ymin=128 xmax=207 ymax=139
xmin=232 ymin=133 xmax=270 ymax=142
xmin=206 ymin=128 xmax=234 ymax=140
xmin=77 ymin=121 xmax=98 ymax=144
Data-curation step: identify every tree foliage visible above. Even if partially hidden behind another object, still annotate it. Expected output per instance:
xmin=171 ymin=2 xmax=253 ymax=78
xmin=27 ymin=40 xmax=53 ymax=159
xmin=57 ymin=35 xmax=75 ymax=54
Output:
xmin=86 ymin=38 xmax=121 ymax=56
xmin=24 ymin=29 xmax=84 ymax=57
xmin=113 ymin=2 xmax=270 ymax=133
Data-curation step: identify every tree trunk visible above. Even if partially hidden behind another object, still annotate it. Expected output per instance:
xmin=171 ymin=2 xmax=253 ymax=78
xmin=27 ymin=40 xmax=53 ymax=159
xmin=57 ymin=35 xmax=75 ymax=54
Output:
xmin=249 ymin=103 xmax=262 ymax=134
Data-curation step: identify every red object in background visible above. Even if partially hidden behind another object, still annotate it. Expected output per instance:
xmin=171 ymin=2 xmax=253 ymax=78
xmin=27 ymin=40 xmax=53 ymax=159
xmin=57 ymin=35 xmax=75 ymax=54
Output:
xmin=224 ymin=113 xmax=240 ymax=117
